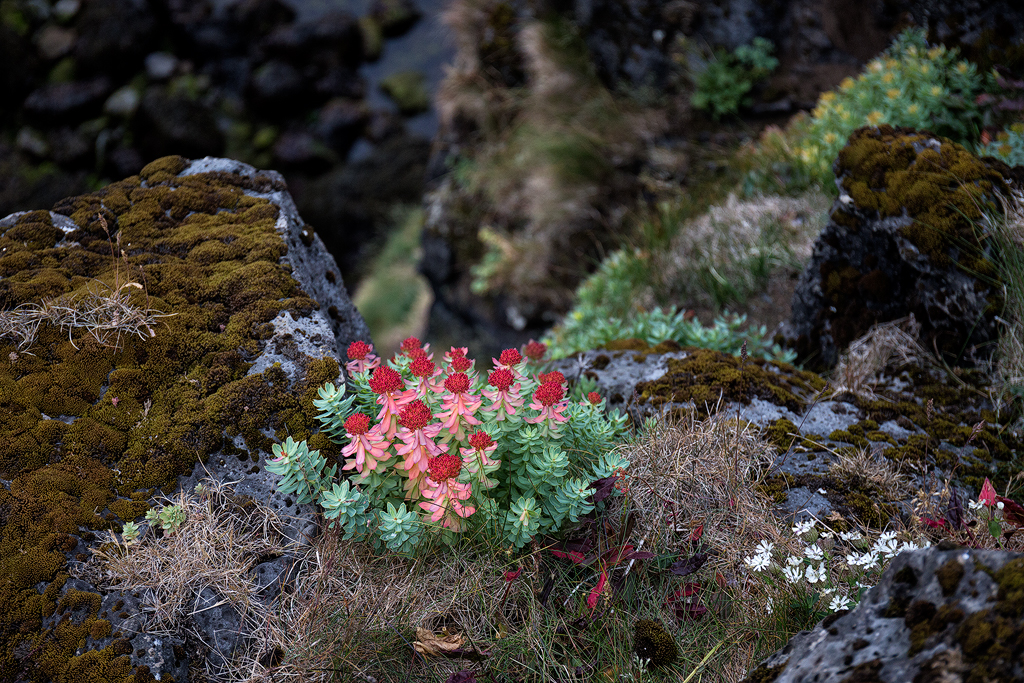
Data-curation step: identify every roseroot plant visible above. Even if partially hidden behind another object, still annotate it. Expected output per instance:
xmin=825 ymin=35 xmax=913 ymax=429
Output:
xmin=266 ymin=337 xmax=631 ymax=555
xmin=143 ymin=503 xmax=187 ymax=537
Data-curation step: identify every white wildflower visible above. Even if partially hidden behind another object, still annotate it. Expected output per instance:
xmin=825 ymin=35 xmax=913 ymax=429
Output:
xmin=787 ymin=555 xmax=803 ymax=567
xmin=873 ymin=536 xmax=899 ymax=559
xmin=756 ymin=540 xmax=775 ymax=556
xmin=804 ymin=544 xmax=824 ymax=561
xmin=968 ymin=499 xmax=984 ymax=511
xmin=829 ymin=595 xmax=852 ymax=611
xmin=744 ymin=553 xmax=771 ymax=572
xmin=793 ymin=520 xmax=815 ymax=535
xmin=840 ymin=531 xmax=863 ymax=542
xmin=766 ymin=596 xmax=774 ymax=614
xmin=805 ymin=564 xmax=826 ymax=584
xmin=783 ymin=565 xmax=804 ymax=584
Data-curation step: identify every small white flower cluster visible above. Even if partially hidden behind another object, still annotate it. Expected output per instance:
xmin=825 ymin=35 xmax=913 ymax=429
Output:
xmin=843 ymin=530 xmax=927 ymax=569
xmin=742 ymin=518 xmax=936 ymax=618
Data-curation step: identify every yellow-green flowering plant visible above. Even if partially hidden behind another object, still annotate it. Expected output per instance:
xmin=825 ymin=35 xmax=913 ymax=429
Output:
xmin=744 ymin=28 xmax=989 ymax=194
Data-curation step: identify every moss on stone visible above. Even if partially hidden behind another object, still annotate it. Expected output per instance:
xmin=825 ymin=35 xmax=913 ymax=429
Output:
xmin=0 ymin=157 xmax=338 ymax=680
xmin=634 ymin=348 xmax=825 ymax=416
xmin=765 ymin=418 xmax=799 ymax=452
xmin=837 ymin=126 xmax=1006 ymax=271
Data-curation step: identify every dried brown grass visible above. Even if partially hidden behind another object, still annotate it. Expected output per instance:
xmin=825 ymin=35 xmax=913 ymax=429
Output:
xmin=88 ymin=476 xmax=301 ymax=683
xmin=829 ymin=315 xmax=928 ymax=399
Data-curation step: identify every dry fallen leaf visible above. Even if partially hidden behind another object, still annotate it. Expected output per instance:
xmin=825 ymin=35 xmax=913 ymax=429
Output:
xmin=413 ymin=628 xmax=465 ymax=657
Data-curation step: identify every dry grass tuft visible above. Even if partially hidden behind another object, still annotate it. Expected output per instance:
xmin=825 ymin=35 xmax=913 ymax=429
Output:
xmin=829 ymin=315 xmax=927 ymax=399
xmin=88 ymin=476 xmax=302 ymax=683
xmin=994 ymin=188 xmax=1024 ymax=417
xmin=0 ymin=215 xmax=172 ymax=353
xmin=829 ymin=445 xmax=911 ymax=505
xmin=624 ymin=411 xmax=782 ymax=569
xmin=280 ymin=532 xmax=535 ymax=682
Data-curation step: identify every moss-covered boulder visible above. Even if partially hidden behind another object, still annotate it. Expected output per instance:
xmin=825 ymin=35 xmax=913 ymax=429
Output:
xmin=782 ymin=125 xmax=1013 ymax=369
xmin=742 ymin=546 xmax=1024 ymax=683
xmin=0 ymin=156 xmax=369 ymax=681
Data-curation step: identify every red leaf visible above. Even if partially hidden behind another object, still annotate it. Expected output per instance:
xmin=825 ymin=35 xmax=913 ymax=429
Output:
xmin=715 ymin=571 xmax=728 ymax=589
xmin=668 ymin=553 xmax=708 ymax=577
xmin=504 ymin=567 xmax=523 ymax=582
xmin=682 ymin=604 xmax=708 ymax=620
xmin=922 ymin=516 xmax=948 ymax=529
xmin=689 ymin=523 xmax=704 ymax=544
xmin=996 ymin=496 xmax=1024 ymax=527
xmin=980 ymin=478 xmax=997 ymax=507
xmin=551 ymin=550 xmax=585 ymax=564
xmin=587 ymin=571 xmax=607 ymax=610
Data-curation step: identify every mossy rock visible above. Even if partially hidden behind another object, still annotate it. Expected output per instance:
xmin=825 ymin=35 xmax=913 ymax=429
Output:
xmin=633 ymin=347 xmax=825 ymax=416
xmin=784 ymin=125 xmax=1011 ymax=369
xmin=0 ymin=156 xmax=367 ymax=681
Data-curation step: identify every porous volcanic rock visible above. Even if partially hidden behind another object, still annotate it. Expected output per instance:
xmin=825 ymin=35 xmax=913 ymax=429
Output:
xmin=549 ymin=339 xmax=1020 ymax=528
xmin=0 ymin=156 xmax=368 ymax=681
xmin=742 ymin=545 xmax=1024 ymax=683
xmin=781 ymin=126 xmax=1013 ymax=369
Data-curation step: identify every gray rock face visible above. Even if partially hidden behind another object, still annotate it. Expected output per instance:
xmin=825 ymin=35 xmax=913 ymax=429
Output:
xmin=743 ymin=545 xmax=1024 ymax=683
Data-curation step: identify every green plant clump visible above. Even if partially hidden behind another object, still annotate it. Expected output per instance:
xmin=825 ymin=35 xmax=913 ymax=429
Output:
xmin=691 ymin=37 xmax=779 ymax=119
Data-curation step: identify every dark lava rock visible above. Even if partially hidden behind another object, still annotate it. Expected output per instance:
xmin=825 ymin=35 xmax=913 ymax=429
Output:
xmin=316 ymin=97 xmax=369 ymax=152
xmin=890 ymin=0 xmax=1024 ymax=71
xmin=73 ymin=0 xmax=156 ymax=72
xmin=23 ymin=78 xmax=112 ymax=119
xmin=261 ymin=11 xmax=362 ymax=65
xmin=781 ymin=126 xmax=1011 ymax=369
xmin=250 ymin=58 xmax=306 ymax=103
xmin=139 ymin=87 xmax=225 ymax=159
xmin=371 ymin=0 xmax=422 ymax=37
xmin=272 ymin=128 xmax=337 ymax=170
xmin=742 ymin=546 xmax=1024 ymax=683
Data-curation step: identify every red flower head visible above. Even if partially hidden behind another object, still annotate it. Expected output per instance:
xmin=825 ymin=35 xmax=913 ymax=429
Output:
xmin=398 ymin=400 xmax=433 ymax=431
xmin=347 ymin=340 xmax=372 ymax=360
xmin=533 ymin=381 xmax=565 ymax=407
xmin=410 ymin=356 xmax=436 ymax=378
xmin=523 ymin=340 xmax=547 ymax=361
xmin=428 ymin=453 xmax=462 ymax=483
xmin=448 ymin=347 xmax=467 ymax=358
xmin=450 ymin=355 xmax=473 ymax=372
xmin=499 ymin=348 xmax=523 ymax=367
xmin=468 ymin=430 xmax=494 ymax=450
xmin=444 ymin=372 xmax=471 ymax=394
xmin=401 ymin=337 xmax=422 ymax=355
xmin=344 ymin=413 xmax=372 ymax=435
xmin=369 ymin=366 xmax=404 ymax=394
xmin=587 ymin=392 xmax=602 ymax=405
xmin=488 ymin=368 xmax=514 ymax=391
xmin=408 ymin=347 xmax=428 ymax=360
xmin=538 ymin=371 xmax=565 ymax=386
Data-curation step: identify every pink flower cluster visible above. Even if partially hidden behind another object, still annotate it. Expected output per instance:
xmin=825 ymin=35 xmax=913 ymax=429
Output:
xmin=338 ymin=337 xmax=583 ymax=532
